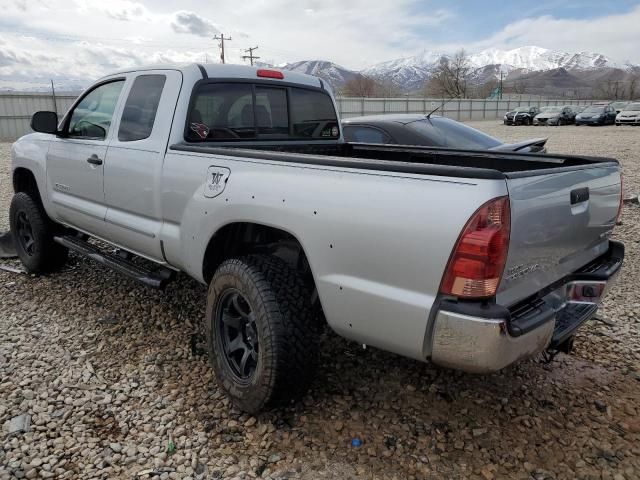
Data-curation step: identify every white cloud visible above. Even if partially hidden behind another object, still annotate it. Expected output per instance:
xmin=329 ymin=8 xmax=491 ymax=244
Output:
xmin=75 ymin=0 xmax=151 ymax=21
xmin=0 ymin=0 xmax=638 ymax=91
xmin=171 ymin=11 xmax=220 ymax=37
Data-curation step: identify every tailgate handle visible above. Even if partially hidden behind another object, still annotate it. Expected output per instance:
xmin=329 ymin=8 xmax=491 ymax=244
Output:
xmin=570 ymin=187 xmax=589 ymax=205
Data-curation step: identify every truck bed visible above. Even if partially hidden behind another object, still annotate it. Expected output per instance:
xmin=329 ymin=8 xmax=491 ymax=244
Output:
xmin=170 ymin=141 xmax=618 ymax=180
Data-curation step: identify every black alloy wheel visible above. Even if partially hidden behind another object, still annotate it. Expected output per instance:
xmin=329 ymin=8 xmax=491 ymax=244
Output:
xmin=217 ymin=289 xmax=259 ymax=382
xmin=15 ymin=211 xmax=35 ymax=256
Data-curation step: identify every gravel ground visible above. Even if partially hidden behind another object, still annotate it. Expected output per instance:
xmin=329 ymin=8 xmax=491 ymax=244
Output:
xmin=1 ymin=124 xmax=639 ymax=480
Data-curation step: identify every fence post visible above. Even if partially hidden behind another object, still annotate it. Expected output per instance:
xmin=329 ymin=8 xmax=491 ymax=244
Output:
xmin=361 ymin=97 xmax=365 ymax=116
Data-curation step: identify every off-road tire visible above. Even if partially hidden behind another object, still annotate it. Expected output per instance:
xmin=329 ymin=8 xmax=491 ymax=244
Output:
xmin=206 ymin=254 xmax=320 ymax=413
xmin=9 ymin=192 xmax=68 ymax=273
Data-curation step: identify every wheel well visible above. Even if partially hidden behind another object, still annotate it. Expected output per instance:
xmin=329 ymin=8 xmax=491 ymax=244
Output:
xmin=202 ymin=222 xmax=319 ymax=302
xmin=13 ymin=168 xmax=41 ymax=202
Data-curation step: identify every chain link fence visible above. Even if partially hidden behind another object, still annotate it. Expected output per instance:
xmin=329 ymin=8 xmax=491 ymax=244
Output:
xmin=336 ymin=97 xmax=601 ymax=120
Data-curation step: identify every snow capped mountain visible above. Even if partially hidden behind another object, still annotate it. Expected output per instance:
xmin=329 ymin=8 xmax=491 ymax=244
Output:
xmin=357 ymin=46 xmax=631 ymax=92
xmin=280 ymin=60 xmax=359 ymax=88
xmin=361 ymin=50 xmax=445 ymax=91
xmin=467 ymin=46 xmax=620 ymax=71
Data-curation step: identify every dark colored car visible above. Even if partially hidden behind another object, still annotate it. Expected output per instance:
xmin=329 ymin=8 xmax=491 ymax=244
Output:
xmin=533 ymin=106 xmax=576 ymax=126
xmin=503 ymin=106 xmax=540 ymax=125
xmin=342 ymin=114 xmax=548 ymax=152
xmin=575 ymin=105 xmax=617 ymax=126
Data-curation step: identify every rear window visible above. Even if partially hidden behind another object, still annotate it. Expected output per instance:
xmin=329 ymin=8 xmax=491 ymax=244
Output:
xmin=185 ymin=82 xmax=339 ymax=142
xmin=409 ymin=118 xmax=502 ymax=150
xmin=408 ymin=117 xmax=502 ymax=150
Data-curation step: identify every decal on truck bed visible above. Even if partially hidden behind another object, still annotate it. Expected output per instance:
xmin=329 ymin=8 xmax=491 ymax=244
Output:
xmin=204 ymin=166 xmax=230 ymax=198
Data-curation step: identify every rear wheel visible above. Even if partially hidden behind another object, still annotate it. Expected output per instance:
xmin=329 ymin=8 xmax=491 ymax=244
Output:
xmin=9 ymin=192 xmax=68 ymax=273
xmin=206 ymin=254 xmax=320 ymax=413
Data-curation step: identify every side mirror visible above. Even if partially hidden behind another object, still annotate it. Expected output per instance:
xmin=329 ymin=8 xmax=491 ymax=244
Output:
xmin=30 ymin=111 xmax=58 ymax=134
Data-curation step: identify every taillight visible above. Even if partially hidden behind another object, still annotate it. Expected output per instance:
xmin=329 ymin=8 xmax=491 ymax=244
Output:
xmin=616 ymin=174 xmax=623 ymax=224
xmin=440 ymin=196 xmax=511 ymax=299
xmin=257 ymin=69 xmax=284 ymax=79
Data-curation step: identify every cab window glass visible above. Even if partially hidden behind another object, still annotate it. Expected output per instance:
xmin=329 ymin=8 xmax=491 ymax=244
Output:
xmin=289 ymin=88 xmax=338 ymax=138
xmin=187 ymin=83 xmax=256 ymax=141
xmin=255 ymin=86 xmax=288 ymax=135
xmin=118 ymin=75 xmax=166 ymax=142
xmin=68 ymin=81 xmax=125 ymax=140
xmin=186 ymin=82 xmax=339 ymax=141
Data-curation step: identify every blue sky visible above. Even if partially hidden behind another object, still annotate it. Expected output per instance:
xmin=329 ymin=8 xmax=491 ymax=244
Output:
xmin=0 ymin=0 xmax=639 ymax=89
xmin=414 ymin=0 xmax=640 ymax=54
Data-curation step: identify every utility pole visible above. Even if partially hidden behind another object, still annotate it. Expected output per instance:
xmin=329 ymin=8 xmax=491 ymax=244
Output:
xmin=242 ymin=46 xmax=260 ymax=66
xmin=214 ymin=34 xmax=232 ymax=64
xmin=499 ymin=71 xmax=504 ymax=100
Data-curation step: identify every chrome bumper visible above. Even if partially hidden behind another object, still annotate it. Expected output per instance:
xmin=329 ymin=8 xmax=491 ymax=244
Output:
xmin=430 ymin=310 xmax=555 ymax=373
xmin=430 ymin=241 xmax=623 ymax=373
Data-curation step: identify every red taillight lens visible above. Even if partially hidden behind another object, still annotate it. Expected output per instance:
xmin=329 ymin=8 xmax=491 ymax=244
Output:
xmin=440 ymin=197 xmax=511 ymax=299
xmin=257 ymin=69 xmax=284 ymax=79
xmin=616 ymin=174 xmax=623 ymax=224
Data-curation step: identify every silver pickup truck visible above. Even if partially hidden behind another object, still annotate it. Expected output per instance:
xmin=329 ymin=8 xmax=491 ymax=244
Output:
xmin=9 ymin=64 xmax=623 ymax=413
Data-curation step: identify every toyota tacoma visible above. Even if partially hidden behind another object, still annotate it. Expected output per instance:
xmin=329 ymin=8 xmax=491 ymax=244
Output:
xmin=9 ymin=64 xmax=624 ymax=412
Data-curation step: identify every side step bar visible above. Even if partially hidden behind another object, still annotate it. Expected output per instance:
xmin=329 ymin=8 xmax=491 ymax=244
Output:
xmin=54 ymin=235 xmax=174 ymax=289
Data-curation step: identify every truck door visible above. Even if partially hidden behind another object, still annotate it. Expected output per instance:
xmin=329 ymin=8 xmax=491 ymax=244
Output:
xmin=47 ymin=79 xmax=126 ymax=237
xmin=102 ymin=70 xmax=182 ymax=261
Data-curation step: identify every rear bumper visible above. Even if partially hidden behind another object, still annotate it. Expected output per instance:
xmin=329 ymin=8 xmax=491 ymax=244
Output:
xmin=576 ymin=119 xmax=604 ymax=125
xmin=430 ymin=241 xmax=624 ymax=373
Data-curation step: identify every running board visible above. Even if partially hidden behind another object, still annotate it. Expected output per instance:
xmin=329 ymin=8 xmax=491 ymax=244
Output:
xmin=54 ymin=235 xmax=174 ymax=289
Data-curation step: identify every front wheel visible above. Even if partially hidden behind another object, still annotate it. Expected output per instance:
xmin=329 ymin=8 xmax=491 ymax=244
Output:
xmin=206 ymin=255 xmax=320 ymax=413
xmin=9 ymin=192 xmax=68 ymax=273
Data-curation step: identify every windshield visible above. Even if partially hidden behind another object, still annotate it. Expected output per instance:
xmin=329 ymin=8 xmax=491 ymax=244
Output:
xmin=625 ymin=102 xmax=640 ymax=111
xmin=513 ymin=108 xmax=530 ymax=113
xmin=410 ymin=118 xmax=502 ymax=149
xmin=540 ymin=106 xmax=562 ymax=113
xmin=582 ymin=106 xmax=605 ymax=114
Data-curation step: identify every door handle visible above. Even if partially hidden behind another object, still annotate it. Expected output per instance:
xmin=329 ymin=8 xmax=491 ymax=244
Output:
xmin=87 ymin=154 xmax=103 ymax=166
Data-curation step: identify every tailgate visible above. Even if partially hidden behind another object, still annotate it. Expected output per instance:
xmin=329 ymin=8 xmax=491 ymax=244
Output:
xmin=497 ymin=163 xmax=621 ymax=307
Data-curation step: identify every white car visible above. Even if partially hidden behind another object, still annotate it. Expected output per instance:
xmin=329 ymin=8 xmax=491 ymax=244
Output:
xmin=616 ymin=102 xmax=640 ymax=126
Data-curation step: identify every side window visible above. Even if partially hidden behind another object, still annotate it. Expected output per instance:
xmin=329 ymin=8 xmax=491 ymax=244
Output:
xmin=118 ymin=75 xmax=166 ymax=142
xmin=68 ymin=80 xmax=125 ymax=140
xmin=343 ymin=125 xmax=391 ymax=144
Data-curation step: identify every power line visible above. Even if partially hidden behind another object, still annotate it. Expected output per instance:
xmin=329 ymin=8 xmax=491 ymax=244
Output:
xmin=213 ymin=34 xmax=232 ymax=64
xmin=242 ymin=46 xmax=260 ymax=66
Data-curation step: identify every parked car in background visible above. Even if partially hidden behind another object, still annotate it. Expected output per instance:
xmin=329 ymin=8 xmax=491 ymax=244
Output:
xmin=575 ymin=104 xmax=617 ymax=125
xmin=616 ymin=102 xmax=640 ymax=125
xmin=533 ymin=106 xmax=576 ymax=126
xmin=611 ymin=101 xmax=629 ymax=114
xmin=574 ymin=105 xmax=588 ymax=114
xmin=342 ymin=114 xmax=548 ymax=152
xmin=503 ymin=106 xmax=540 ymax=125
